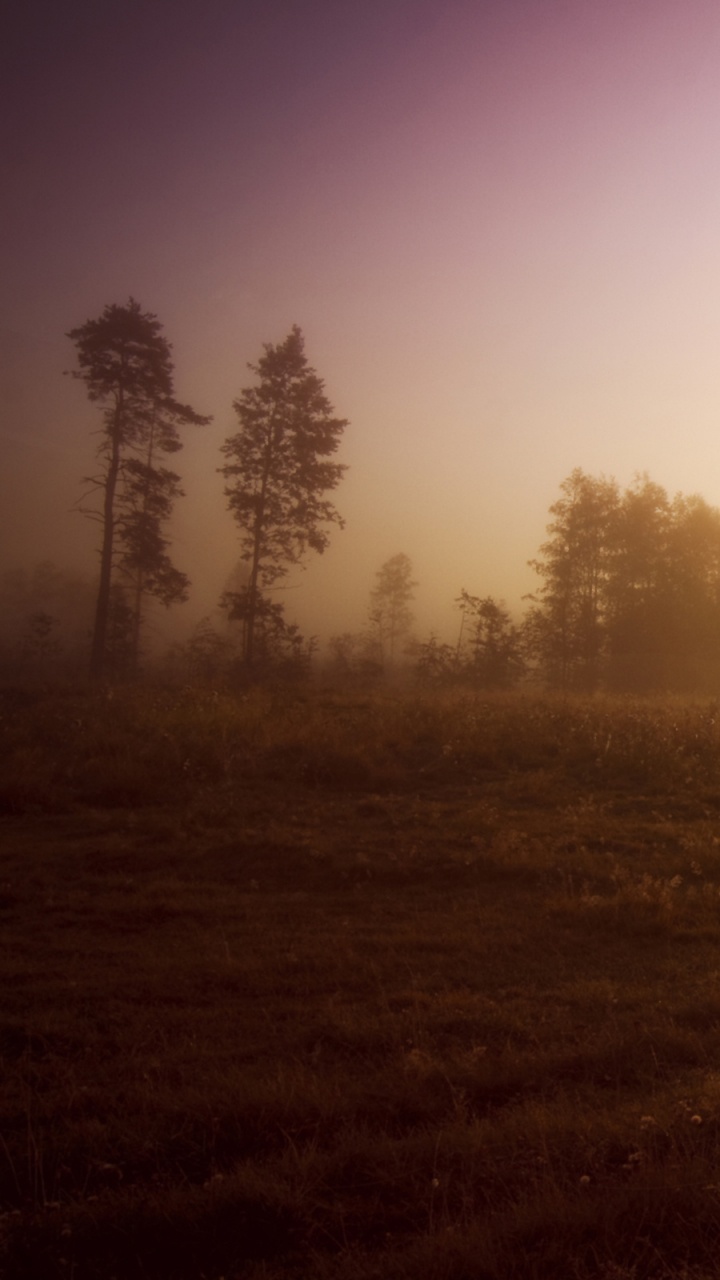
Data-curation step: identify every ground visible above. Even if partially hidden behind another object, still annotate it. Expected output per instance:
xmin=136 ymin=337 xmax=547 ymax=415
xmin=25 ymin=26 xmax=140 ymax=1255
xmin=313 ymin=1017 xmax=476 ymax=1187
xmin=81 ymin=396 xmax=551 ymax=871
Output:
xmin=3 ymin=685 xmax=720 ymax=1278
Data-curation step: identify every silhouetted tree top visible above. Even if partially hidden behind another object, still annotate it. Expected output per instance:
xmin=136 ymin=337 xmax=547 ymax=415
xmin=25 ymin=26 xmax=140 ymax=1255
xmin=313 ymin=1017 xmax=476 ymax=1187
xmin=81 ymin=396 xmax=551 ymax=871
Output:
xmin=220 ymin=325 xmax=348 ymax=666
xmin=68 ymin=298 xmax=209 ymax=678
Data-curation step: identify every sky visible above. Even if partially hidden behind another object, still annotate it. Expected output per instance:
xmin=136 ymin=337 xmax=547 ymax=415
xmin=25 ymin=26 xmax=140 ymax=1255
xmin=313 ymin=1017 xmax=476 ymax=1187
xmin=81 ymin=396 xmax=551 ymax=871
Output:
xmin=4 ymin=0 xmax=720 ymax=650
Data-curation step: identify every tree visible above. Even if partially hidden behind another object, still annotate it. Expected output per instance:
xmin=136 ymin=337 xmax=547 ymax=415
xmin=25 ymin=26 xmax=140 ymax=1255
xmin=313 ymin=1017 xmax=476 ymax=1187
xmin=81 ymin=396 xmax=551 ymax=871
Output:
xmin=670 ymin=494 xmax=720 ymax=678
xmin=368 ymin=553 xmax=417 ymax=670
xmin=525 ymin=469 xmax=720 ymax=694
xmin=185 ymin=617 xmax=235 ymax=684
xmin=604 ymin=476 xmax=674 ymax=690
xmin=525 ymin=469 xmax=619 ymax=691
xmin=220 ymin=326 xmax=348 ymax=666
xmin=326 ymin=632 xmax=361 ymax=680
xmin=68 ymin=299 xmax=209 ymax=678
xmin=116 ymin=452 xmax=191 ymax=669
xmin=221 ymin=586 xmax=313 ymax=672
xmin=326 ymin=631 xmax=384 ymax=682
xmin=19 ymin=612 xmax=62 ymax=671
xmin=455 ymin=591 xmax=524 ymax=688
xmin=415 ymin=635 xmax=457 ymax=685
xmin=0 ymin=562 xmax=95 ymax=677
xmin=606 ymin=482 xmax=720 ymax=691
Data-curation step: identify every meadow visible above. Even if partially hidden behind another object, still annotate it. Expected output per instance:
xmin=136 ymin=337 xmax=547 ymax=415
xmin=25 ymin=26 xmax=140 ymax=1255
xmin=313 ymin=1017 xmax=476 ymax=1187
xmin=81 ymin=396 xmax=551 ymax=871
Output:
xmin=4 ymin=683 xmax=720 ymax=1278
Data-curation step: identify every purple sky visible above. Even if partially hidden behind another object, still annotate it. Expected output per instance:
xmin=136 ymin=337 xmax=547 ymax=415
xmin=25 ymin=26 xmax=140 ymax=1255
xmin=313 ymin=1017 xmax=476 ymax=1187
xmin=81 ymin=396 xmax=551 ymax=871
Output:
xmin=4 ymin=0 xmax=720 ymax=645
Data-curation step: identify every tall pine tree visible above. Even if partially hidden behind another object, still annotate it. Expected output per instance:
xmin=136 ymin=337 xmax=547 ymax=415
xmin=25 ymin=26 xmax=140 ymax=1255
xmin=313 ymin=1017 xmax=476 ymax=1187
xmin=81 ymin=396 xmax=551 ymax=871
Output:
xmin=220 ymin=326 xmax=348 ymax=666
xmin=68 ymin=299 xmax=209 ymax=677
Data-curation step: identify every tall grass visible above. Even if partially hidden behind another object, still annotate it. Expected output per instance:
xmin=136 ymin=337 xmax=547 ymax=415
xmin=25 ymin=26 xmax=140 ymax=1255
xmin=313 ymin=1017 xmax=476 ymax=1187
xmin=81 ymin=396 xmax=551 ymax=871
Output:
xmin=4 ymin=684 xmax=720 ymax=1276
xmin=3 ymin=685 xmax=720 ymax=815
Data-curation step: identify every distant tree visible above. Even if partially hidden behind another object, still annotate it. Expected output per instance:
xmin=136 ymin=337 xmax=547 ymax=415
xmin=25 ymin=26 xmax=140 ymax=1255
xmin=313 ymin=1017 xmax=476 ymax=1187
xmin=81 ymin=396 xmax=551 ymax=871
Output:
xmin=525 ymin=470 xmax=619 ymax=691
xmin=67 ymin=299 xmax=209 ymax=678
xmin=415 ymin=634 xmax=457 ymax=685
xmin=20 ymin=612 xmax=62 ymax=669
xmin=326 ymin=631 xmax=384 ymax=682
xmin=0 ymin=562 xmax=94 ymax=676
xmin=606 ymin=480 xmax=720 ymax=691
xmin=525 ymin=469 xmax=720 ymax=694
xmin=670 ymin=494 xmax=720 ymax=681
xmin=220 ymin=326 xmax=348 ymax=667
xmin=455 ymin=591 xmax=524 ymax=688
xmin=603 ymin=476 xmax=674 ymax=690
xmin=368 ymin=553 xmax=417 ymax=670
xmin=326 ymin=632 xmax=359 ymax=678
xmin=185 ymin=617 xmax=235 ymax=684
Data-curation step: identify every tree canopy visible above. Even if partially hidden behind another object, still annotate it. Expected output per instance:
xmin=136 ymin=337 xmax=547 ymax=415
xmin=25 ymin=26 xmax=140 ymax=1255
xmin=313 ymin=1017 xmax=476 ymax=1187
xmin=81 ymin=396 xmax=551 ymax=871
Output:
xmin=525 ymin=470 xmax=720 ymax=692
xmin=220 ymin=326 xmax=348 ymax=666
xmin=68 ymin=299 xmax=209 ymax=677
xmin=368 ymin=553 xmax=417 ymax=670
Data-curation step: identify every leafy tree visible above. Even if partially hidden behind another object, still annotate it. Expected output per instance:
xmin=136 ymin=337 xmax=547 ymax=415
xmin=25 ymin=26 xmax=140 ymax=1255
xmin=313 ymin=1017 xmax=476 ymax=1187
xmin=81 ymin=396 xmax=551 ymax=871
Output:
xmin=68 ymin=299 xmax=209 ymax=678
xmin=604 ymin=476 xmax=675 ymax=690
xmin=326 ymin=631 xmax=384 ymax=682
xmin=221 ymin=587 xmax=314 ymax=674
xmin=670 ymin=494 xmax=720 ymax=670
xmin=606 ymin=483 xmax=720 ymax=691
xmin=220 ymin=326 xmax=348 ymax=667
xmin=219 ymin=556 xmax=314 ymax=677
xmin=368 ymin=553 xmax=417 ymax=670
xmin=525 ymin=469 xmax=619 ymax=691
xmin=415 ymin=634 xmax=457 ymax=685
xmin=527 ymin=470 xmax=720 ymax=693
xmin=455 ymin=591 xmax=524 ymax=688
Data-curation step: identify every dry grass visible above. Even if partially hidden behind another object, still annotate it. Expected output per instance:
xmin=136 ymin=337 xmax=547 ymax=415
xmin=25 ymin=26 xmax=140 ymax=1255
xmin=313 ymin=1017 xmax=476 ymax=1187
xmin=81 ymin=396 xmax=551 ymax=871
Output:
xmin=3 ymin=684 xmax=720 ymax=1277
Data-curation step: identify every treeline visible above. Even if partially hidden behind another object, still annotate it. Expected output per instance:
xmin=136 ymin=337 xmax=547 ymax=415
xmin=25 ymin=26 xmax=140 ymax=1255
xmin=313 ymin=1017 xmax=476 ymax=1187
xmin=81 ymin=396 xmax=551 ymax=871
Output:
xmin=327 ymin=470 xmax=720 ymax=696
xmin=525 ymin=468 xmax=720 ymax=694
xmin=8 ymin=288 xmax=720 ymax=695
xmin=6 ymin=468 xmax=720 ymax=694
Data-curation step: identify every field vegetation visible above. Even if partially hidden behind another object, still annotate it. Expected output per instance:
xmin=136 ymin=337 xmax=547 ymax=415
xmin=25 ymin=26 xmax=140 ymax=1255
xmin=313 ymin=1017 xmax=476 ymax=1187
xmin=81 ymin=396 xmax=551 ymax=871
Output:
xmin=4 ymin=682 xmax=720 ymax=1277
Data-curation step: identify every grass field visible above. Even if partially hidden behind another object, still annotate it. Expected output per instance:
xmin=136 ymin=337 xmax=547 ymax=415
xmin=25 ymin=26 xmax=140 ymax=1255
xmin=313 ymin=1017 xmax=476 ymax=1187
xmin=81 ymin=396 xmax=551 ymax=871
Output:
xmin=4 ymin=684 xmax=720 ymax=1278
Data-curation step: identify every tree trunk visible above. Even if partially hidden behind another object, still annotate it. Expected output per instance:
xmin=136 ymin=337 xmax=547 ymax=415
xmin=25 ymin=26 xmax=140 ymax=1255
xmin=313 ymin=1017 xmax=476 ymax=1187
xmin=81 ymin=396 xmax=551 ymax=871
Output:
xmin=90 ymin=438 xmax=120 ymax=680
xmin=244 ymin=430 xmax=276 ymax=666
xmin=90 ymin=398 xmax=123 ymax=681
xmin=128 ymin=415 xmax=157 ymax=672
xmin=245 ymin=503 xmax=264 ymax=666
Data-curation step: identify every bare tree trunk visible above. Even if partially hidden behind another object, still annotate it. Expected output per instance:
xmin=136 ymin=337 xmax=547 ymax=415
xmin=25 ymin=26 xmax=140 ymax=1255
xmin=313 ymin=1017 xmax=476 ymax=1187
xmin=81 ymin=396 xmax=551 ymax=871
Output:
xmin=90 ymin=423 xmax=121 ymax=680
xmin=245 ymin=501 xmax=264 ymax=666
xmin=128 ymin=414 xmax=157 ymax=673
xmin=244 ymin=427 xmax=276 ymax=666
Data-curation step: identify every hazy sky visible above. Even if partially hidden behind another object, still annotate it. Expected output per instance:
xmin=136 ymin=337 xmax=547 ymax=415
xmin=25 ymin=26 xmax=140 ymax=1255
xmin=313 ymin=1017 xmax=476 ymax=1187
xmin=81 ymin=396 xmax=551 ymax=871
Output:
xmin=4 ymin=0 xmax=720 ymax=647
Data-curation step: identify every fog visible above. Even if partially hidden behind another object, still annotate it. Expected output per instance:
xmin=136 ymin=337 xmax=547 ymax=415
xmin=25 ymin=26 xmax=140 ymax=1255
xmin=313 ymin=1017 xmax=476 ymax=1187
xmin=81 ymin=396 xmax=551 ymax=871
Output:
xmin=5 ymin=0 xmax=720 ymax=662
